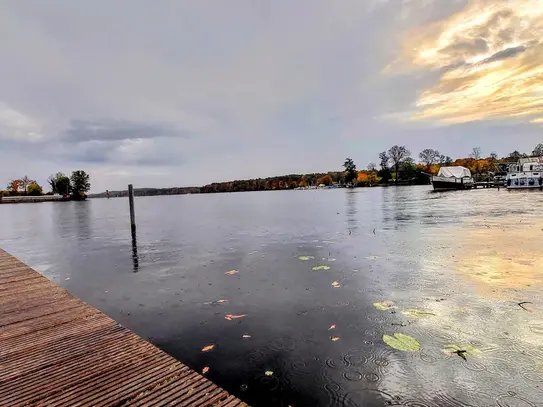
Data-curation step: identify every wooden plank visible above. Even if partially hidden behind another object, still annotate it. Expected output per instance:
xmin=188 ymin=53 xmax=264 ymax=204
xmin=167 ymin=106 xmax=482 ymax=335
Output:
xmin=0 ymin=249 xmax=247 ymax=407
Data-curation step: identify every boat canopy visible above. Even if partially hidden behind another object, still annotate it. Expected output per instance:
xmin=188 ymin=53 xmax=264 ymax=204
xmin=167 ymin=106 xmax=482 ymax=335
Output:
xmin=437 ymin=166 xmax=471 ymax=178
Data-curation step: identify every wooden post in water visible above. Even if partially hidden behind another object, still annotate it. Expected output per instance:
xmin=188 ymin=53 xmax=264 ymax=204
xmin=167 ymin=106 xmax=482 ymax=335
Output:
xmin=128 ymin=184 xmax=136 ymax=236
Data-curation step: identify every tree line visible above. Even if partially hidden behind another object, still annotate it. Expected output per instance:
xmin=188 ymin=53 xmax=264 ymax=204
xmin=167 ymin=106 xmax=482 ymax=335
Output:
xmin=2 ymin=171 xmax=91 ymax=200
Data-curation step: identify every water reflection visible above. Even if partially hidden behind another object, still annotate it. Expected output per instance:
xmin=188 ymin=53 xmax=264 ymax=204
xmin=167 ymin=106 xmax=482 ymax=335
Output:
xmin=345 ymin=190 xmax=358 ymax=233
xmin=1 ymin=188 xmax=543 ymax=407
xmin=131 ymin=233 xmax=139 ymax=273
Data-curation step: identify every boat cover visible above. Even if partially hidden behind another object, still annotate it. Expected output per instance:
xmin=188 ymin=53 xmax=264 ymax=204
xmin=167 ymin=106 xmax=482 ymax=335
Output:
xmin=437 ymin=166 xmax=471 ymax=178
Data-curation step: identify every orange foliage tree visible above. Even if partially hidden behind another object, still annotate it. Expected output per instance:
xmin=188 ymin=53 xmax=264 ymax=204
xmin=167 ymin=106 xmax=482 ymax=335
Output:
xmin=317 ymin=175 xmax=333 ymax=185
xmin=7 ymin=179 xmax=22 ymax=194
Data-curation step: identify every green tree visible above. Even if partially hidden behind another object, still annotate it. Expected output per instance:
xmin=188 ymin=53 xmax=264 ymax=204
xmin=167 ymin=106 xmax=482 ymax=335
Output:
xmin=27 ymin=182 xmax=43 ymax=196
xmin=343 ymin=158 xmax=357 ymax=185
xmin=532 ymin=143 xmax=543 ymax=157
xmin=508 ymin=150 xmax=527 ymax=161
xmin=388 ymin=145 xmax=411 ymax=183
xmin=48 ymin=172 xmax=71 ymax=195
xmin=70 ymin=170 xmax=90 ymax=199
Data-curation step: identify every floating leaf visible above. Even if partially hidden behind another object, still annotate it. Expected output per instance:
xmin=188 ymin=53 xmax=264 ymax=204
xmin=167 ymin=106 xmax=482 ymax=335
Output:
xmin=401 ymin=309 xmax=436 ymax=318
xmin=225 ymin=270 xmax=239 ymax=275
xmin=328 ymin=324 xmax=336 ymax=330
xmin=242 ymin=334 xmax=251 ymax=339
xmin=216 ymin=299 xmax=228 ymax=303
xmin=383 ymin=333 xmax=420 ymax=352
xmin=373 ymin=301 xmax=395 ymax=311
xmin=225 ymin=314 xmax=247 ymax=321
xmin=201 ymin=345 xmax=215 ymax=352
xmin=323 ymin=257 xmax=336 ymax=262
xmin=202 ymin=366 xmax=210 ymax=374
xmin=366 ymin=255 xmax=381 ymax=260
xmin=312 ymin=265 xmax=331 ymax=271
xmin=332 ymin=281 xmax=341 ymax=288
xmin=265 ymin=370 xmax=274 ymax=376
xmin=331 ymin=336 xmax=340 ymax=341
xmin=298 ymin=256 xmax=314 ymax=261
xmin=444 ymin=344 xmax=480 ymax=360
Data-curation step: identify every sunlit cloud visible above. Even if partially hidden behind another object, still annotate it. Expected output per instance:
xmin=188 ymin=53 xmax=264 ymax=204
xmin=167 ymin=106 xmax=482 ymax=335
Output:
xmin=397 ymin=0 xmax=543 ymax=124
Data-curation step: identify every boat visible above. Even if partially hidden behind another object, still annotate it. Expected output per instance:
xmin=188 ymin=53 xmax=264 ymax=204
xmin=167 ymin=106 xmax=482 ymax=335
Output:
xmin=506 ymin=157 xmax=543 ymax=189
xmin=431 ymin=166 xmax=474 ymax=191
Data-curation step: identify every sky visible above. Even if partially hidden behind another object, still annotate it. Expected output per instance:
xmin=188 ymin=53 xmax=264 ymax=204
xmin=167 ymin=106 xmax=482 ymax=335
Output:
xmin=1 ymin=0 xmax=542 ymax=192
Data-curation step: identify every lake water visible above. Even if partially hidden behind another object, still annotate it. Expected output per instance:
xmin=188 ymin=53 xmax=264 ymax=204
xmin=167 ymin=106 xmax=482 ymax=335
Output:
xmin=1 ymin=186 xmax=543 ymax=407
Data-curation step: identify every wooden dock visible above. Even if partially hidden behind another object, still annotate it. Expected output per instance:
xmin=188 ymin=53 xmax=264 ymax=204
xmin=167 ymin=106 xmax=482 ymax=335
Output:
xmin=0 ymin=249 xmax=248 ymax=407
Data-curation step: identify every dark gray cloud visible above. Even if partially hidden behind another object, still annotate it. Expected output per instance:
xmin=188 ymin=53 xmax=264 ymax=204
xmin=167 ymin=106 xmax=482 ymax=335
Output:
xmin=63 ymin=119 xmax=189 ymax=143
xmin=483 ymin=45 xmax=527 ymax=64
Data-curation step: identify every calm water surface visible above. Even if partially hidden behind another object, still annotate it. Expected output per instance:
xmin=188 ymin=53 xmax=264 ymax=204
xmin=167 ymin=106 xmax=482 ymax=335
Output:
xmin=1 ymin=187 xmax=543 ymax=407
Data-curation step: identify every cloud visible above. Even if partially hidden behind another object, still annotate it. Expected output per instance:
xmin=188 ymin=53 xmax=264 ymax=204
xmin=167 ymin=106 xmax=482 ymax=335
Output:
xmin=63 ymin=119 xmax=189 ymax=143
xmin=0 ymin=102 xmax=42 ymax=142
xmin=394 ymin=0 xmax=543 ymax=124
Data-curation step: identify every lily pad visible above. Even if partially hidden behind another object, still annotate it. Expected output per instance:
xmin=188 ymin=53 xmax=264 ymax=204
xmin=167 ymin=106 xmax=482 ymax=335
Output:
xmin=444 ymin=344 xmax=480 ymax=360
xmin=298 ymin=256 xmax=315 ymax=261
xmin=401 ymin=309 xmax=436 ymax=318
xmin=312 ymin=265 xmax=331 ymax=271
xmin=373 ymin=301 xmax=395 ymax=311
xmin=383 ymin=333 xmax=420 ymax=352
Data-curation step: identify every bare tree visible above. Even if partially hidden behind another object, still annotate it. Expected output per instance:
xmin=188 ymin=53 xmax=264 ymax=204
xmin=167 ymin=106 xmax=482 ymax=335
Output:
xmin=419 ymin=149 xmax=441 ymax=167
xmin=388 ymin=145 xmax=411 ymax=183
xmin=20 ymin=175 xmax=34 ymax=195
xmin=379 ymin=151 xmax=389 ymax=171
xmin=367 ymin=162 xmax=377 ymax=172
xmin=470 ymin=147 xmax=482 ymax=160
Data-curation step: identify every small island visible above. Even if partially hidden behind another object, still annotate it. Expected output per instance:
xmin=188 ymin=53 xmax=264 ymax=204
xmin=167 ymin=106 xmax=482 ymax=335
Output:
xmin=1 ymin=171 xmax=91 ymax=204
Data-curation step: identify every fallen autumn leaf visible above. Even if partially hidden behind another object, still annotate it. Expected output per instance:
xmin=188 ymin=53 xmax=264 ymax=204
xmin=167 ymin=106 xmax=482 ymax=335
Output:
xmin=328 ymin=324 xmax=336 ymax=330
xmin=201 ymin=345 xmax=215 ymax=352
xmin=225 ymin=314 xmax=247 ymax=321
xmin=225 ymin=270 xmax=239 ymax=275
xmin=202 ymin=367 xmax=210 ymax=374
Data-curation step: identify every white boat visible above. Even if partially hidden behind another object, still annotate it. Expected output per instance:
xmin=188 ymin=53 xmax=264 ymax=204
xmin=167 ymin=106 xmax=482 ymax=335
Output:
xmin=431 ymin=166 xmax=474 ymax=191
xmin=506 ymin=158 xmax=543 ymax=189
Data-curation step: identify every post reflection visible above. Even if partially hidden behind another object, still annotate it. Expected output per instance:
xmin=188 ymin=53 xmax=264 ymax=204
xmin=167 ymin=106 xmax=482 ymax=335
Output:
xmin=131 ymin=233 xmax=139 ymax=273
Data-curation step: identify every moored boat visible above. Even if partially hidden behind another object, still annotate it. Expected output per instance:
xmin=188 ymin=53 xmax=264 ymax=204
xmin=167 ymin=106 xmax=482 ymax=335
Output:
xmin=506 ymin=158 xmax=543 ymax=189
xmin=431 ymin=166 xmax=474 ymax=191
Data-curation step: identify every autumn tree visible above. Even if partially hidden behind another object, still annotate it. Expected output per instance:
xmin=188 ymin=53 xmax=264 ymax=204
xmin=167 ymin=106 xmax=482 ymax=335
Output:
xmin=532 ymin=143 xmax=543 ymax=157
xmin=317 ymin=175 xmax=333 ymax=186
xmin=419 ymin=149 xmax=441 ymax=168
xmin=343 ymin=158 xmax=357 ymax=185
xmin=71 ymin=170 xmax=91 ymax=199
xmin=7 ymin=179 xmax=22 ymax=195
xmin=387 ymin=145 xmax=411 ymax=183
